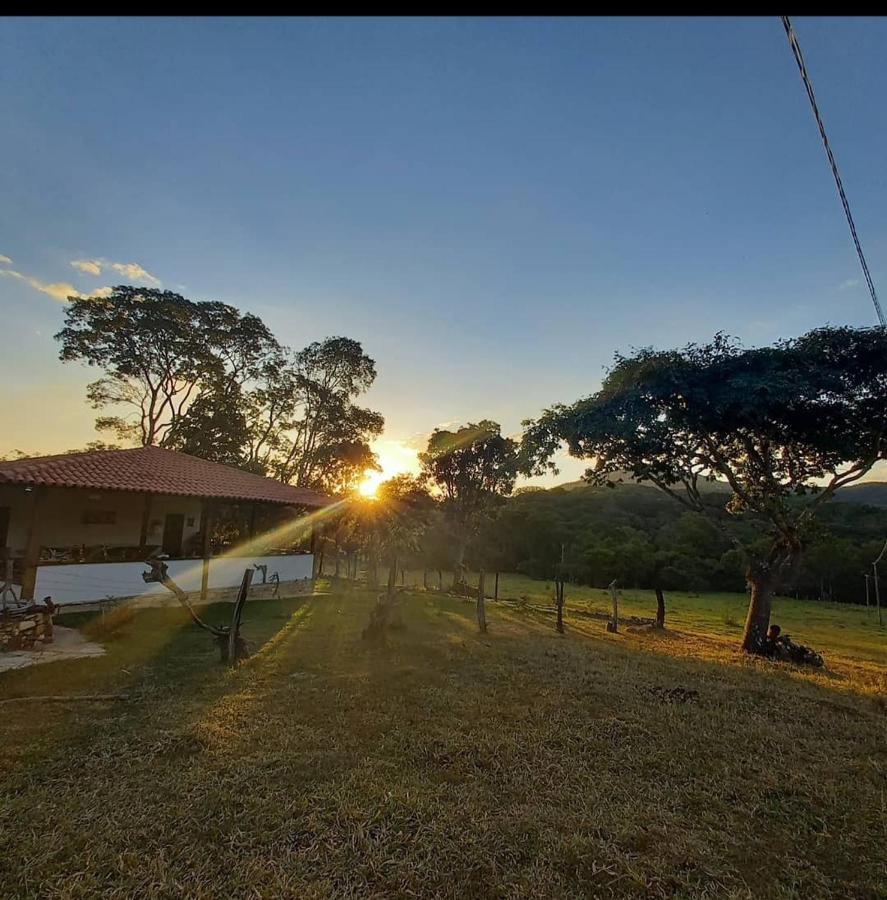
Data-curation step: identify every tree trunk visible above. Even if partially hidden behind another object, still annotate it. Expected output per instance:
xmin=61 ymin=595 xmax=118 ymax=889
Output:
xmin=476 ymin=570 xmax=487 ymax=633
xmin=423 ymin=569 xmax=429 ymax=590
xmin=453 ymin=538 xmax=467 ymax=591
xmin=655 ymin=586 xmax=665 ymax=629
xmin=555 ymin=580 xmax=565 ymax=633
xmin=334 ymin=549 xmax=341 ymax=578
xmin=741 ymin=571 xmax=774 ymax=653
xmin=438 ymin=570 xmax=443 ymax=590
xmin=387 ymin=557 xmax=397 ymax=599
xmin=368 ymin=545 xmax=379 ymax=588
xmin=494 ymin=571 xmax=499 ymax=600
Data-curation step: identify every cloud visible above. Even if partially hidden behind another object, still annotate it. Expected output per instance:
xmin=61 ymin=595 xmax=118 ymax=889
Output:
xmin=69 ymin=258 xmax=160 ymax=285
xmin=839 ymin=278 xmax=860 ymax=291
xmin=1 ymin=269 xmax=113 ymax=303
xmin=0 ymin=268 xmax=81 ymax=302
xmin=71 ymin=259 xmax=102 ymax=276
xmin=0 ymin=254 xmax=12 ymax=265
xmin=109 ymin=261 xmax=159 ymax=283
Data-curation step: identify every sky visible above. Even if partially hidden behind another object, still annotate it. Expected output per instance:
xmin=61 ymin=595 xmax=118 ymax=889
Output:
xmin=2 ymin=17 xmax=886 ymax=485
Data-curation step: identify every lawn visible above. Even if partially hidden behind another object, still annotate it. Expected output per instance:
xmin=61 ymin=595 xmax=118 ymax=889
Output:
xmin=1 ymin=587 xmax=885 ymax=898
xmin=392 ymin=569 xmax=887 ymax=666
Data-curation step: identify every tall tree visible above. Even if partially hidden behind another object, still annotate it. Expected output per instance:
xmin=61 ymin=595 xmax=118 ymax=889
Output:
xmin=56 ymin=287 xmax=278 ymax=447
xmin=419 ymin=421 xmax=521 ymax=589
xmin=271 ymin=337 xmax=383 ymax=492
xmin=522 ymin=326 xmax=887 ymax=653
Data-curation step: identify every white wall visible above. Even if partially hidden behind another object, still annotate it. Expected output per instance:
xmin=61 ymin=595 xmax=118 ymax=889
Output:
xmin=30 ymin=554 xmax=314 ymax=606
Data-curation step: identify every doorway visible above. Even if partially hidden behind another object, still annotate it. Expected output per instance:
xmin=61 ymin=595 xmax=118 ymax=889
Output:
xmin=162 ymin=513 xmax=185 ymax=557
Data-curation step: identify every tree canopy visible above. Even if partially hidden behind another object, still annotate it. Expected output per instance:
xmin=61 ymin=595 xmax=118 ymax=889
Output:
xmin=522 ymin=326 xmax=887 ymax=652
xmin=420 ymin=420 xmax=521 ymax=584
xmin=57 ymin=287 xmax=383 ymax=494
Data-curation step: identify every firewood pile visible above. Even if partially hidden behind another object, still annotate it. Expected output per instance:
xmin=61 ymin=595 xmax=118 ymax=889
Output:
xmin=0 ymin=605 xmax=54 ymax=652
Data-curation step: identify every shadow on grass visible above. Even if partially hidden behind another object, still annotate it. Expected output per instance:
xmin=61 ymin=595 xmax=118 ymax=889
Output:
xmin=0 ymin=596 xmax=316 ymax=775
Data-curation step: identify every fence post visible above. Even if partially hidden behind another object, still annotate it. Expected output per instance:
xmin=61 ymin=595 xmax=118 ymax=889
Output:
xmin=228 ymin=568 xmax=253 ymax=666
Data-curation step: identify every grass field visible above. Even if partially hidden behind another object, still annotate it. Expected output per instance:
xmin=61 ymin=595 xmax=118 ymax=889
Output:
xmin=389 ymin=569 xmax=887 ymax=666
xmin=1 ymin=586 xmax=885 ymax=897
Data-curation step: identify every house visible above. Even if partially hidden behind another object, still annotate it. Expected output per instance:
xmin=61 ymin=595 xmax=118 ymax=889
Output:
xmin=0 ymin=446 xmax=333 ymax=607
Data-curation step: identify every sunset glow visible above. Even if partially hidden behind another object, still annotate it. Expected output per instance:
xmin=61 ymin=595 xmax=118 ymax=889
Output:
xmin=357 ymin=438 xmax=421 ymax=497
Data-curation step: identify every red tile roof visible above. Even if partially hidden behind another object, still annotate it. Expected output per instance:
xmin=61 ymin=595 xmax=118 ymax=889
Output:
xmin=0 ymin=446 xmax=332 ymax=508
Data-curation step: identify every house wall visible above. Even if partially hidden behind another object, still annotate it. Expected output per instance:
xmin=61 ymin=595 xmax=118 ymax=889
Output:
xmin=0 ymin=485 xmax=202 ymax=553
xmin=31 ymin=553 xmax=314 ymax=605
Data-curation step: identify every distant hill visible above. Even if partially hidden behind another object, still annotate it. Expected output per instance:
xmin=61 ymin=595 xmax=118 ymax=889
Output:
xmin=833 ymin=482 xmax=887 ymax=508
xmin=553 ymin=476 xmax=887 ymax=508
xmin=554 ymin=471 xmax=730 ymax=494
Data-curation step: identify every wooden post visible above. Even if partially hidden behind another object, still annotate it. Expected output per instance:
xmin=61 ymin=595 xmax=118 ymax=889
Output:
xmin=555 ymin=580 xmax=565 ymax=633
xmin=874 ymin=564 xmax=882 ymax=627
xmin=138 ymin=493 xmax=153 ymax=550
xmin=200 ymin=501 xmax=213 ymax=603
xmin=476 ymin=569 xmax=487 ymax=633
xmin=655 ymin=586 xmax=666 ymax=628
xmin=494 ymin=571 xmax=499 ymax=600
xmin=607 ymin=579 xmax=619 ymax=633
xmin=20 ymin=487 xmax=45 ymax=602
xmin=228 ymin=568 xmax=253 ymax=666
xmin=2 ymin=553 xmax=14 ymax=611
xmin=310 ymin=527 xmax=320 ymax=580
xmin=387 ymin=557 xmax=397 ymax=599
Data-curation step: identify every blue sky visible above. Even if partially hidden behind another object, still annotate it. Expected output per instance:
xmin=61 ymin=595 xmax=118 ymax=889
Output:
xmin=2 ymin=17 xmax=885 ymax=481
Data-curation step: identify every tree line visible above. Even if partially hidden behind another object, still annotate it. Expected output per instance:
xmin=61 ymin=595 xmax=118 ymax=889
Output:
xmin=55 ymin=286 xmax=887 ymax=654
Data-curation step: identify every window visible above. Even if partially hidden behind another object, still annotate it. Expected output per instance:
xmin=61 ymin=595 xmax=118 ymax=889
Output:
xmin=81 ymin=510 xmax=116 ymax=525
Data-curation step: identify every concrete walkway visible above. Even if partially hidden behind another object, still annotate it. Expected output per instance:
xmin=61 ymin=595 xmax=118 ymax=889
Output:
xmin=0 ymin=626 xmax=105 ymax=673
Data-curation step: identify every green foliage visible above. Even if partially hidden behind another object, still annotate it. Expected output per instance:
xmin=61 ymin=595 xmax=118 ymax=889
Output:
xmin=57 ymin=287 xmax=278 ymax=447
xmin=56 ymin=288 xmax=383 ymax=492
xmin=419 ymin=421 xmax=521 ymax=574
xmin=523 ymin=326 xmax=887 ymax=636
xmin=478 ymin=479 xmax=887 ymax=604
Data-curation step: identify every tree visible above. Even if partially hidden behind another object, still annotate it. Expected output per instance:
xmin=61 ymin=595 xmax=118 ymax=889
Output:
xmin=522 ymin=327 xmax=887 ymax=653
xmin=420 ymin=421 xmax=521 ymax=590
xmin=268 ymin=338 xmax=384 ymax=493
xmin=357 ymin=475 xmax=432 ymax=640
xmin=165 ymin=381 xmax=252 ymax=467
xmin=56 ymin=287 xmax=278 ymax=447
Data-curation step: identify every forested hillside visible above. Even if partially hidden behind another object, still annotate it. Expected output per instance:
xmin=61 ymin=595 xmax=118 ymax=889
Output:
xmin=476 ymin=482 xmax=887 ymax=604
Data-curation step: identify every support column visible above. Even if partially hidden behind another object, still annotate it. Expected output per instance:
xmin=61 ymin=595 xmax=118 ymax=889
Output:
xmin=200 ymin=501 xmax=214 ymax=603
xmin=309 ymin=524 xmax=318 ymax=580
xmin=138 ymin=493 xmax=153 ymax=550
xmin=20 ymin=487 xmax=46 ymax=602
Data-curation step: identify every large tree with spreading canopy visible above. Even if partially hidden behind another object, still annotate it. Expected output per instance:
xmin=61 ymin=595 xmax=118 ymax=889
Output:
xmin=419 ymin=420 xmax=521 ymax=588
xmin=522 ymin=326 xmax=887 ymax=653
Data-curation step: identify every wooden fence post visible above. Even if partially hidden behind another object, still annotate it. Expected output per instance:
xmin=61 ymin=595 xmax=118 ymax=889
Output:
xmin=228 ymin=568 xmax=254 ymax=666
xmin=607 ymin=580 xmax=619 ymax=633
xmin=476 ymin=570 xmax=487 ymax=633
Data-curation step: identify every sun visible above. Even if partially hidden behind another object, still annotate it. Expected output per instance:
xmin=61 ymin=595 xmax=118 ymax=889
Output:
xmin=358 ymin=471 xmax=383 ymax=498
xmin=356 ymin=439 xmax=422 ymax=499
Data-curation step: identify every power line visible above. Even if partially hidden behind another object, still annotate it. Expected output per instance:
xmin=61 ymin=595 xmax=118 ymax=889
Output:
xmin=780 ymin=15 xmax=886 ymax=329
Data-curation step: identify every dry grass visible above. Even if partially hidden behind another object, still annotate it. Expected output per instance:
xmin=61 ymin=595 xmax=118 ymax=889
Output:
xmin=0 ymin=590 xmax=885 ymax=898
